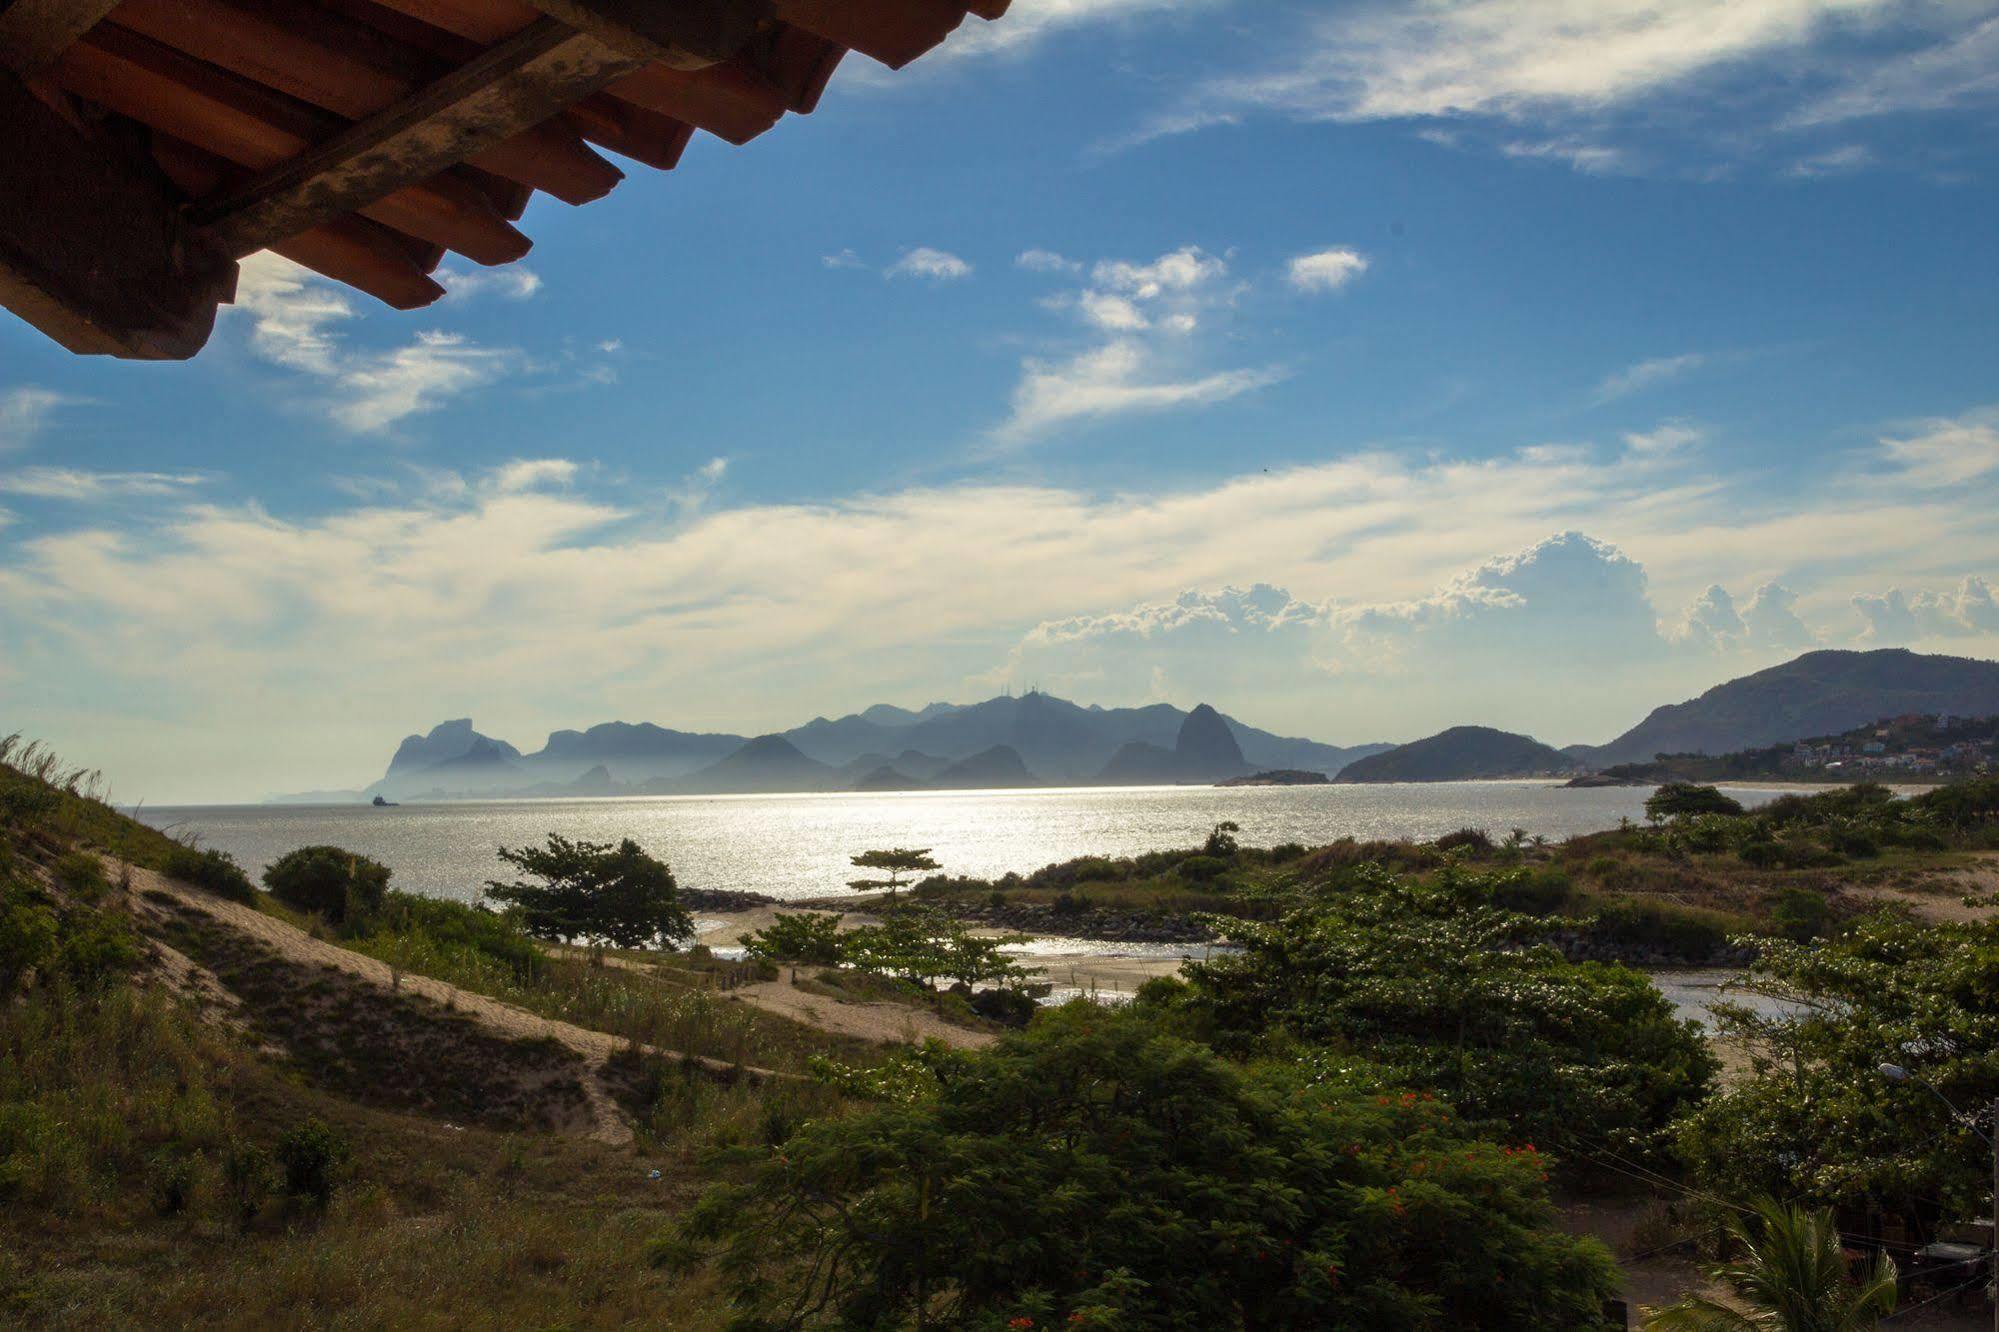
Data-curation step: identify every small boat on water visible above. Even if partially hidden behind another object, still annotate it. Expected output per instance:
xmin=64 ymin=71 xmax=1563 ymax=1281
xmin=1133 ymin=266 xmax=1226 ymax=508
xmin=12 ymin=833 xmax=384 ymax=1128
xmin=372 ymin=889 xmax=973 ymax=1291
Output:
xmin=371 ymin=795 xmax=399 ymax=808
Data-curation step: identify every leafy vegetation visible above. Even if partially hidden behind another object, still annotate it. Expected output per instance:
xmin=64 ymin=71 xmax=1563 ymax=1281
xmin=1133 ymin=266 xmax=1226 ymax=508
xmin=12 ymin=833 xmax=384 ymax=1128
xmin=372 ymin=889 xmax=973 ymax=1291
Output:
xmin=675 ymin=1006 xmax=1620 ymax=1330
xmin=1157 ymin=862 xmax=1717 ymax=1164
xmin=263 ymin=844 xmax=391 ymax=924
xmin=486 ymin=833 xmax=693 ymax=949
xmin=1679 ymin=910 xmax=1999 ymax=1224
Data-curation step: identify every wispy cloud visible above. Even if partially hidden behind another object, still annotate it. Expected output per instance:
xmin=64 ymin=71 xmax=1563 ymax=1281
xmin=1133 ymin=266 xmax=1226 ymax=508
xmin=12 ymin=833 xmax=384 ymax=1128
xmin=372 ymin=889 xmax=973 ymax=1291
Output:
xmin=1016 ymin=248 xmax=1083 ymax=275
xmin=1285 ymin=247 xmax=1370 ymax=293
xmin=0 ymin=468 xmax=205 ymax=501
xmin=1784 ymin=143 xmax=1876 ymax=177
xmin=1790 ymin=14 xmax=1999 ymax=127
xmin=0 ymin=388 xmax=81 ymax=453
xmin=1127 ymin=0 xmax=1990 ymax=175
xmin=230 ymin=254 xmax=525 ymax=434
xmin=884 ymin=247 xmax=974 ymax=281
xmin=999 ymin=342 xmax=1283 ymax=442
xmin=1592 ymin=352 xmax=1708 ymax=405
xmin=1875 ymin=408 xmax=1999 ymax=487
xmin=822 ymin=248 xmax=868 ymax=271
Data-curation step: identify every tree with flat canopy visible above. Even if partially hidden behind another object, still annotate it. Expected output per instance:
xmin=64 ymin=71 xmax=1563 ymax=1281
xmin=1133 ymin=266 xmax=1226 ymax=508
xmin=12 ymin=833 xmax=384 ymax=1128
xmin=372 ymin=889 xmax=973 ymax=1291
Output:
xmin=847 ymin=847 xmax=939 ymax=900
xmin=484 ymin=834 xmax=692 ymax=952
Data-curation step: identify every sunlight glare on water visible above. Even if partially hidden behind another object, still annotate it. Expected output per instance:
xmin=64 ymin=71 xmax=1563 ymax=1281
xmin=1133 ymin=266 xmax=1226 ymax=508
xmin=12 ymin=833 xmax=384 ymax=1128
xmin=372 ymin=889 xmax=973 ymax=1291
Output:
xmin=139 ymin=781 xmax=1807 ymax=904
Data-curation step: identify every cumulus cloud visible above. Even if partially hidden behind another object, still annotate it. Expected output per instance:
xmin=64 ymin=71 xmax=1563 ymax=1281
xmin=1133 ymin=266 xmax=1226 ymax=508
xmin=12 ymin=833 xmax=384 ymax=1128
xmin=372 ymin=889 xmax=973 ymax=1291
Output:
xmin=885 ymin=247 xmax=973 ymax=281
xmin=1592 ymin=353 xmax=1708 ymax=404
xmin=1673 ymin=580 xmax=1816 ymax=650
xmin=230 ymin=254 xmax=522 ymax=434
xmin=1856 ymin=576 xmax=1999 ymax=641
xmin=1285 ymin=248 xmax=1370 ymax=292
xmin=490 ymin=459 xmax=579 ymax=494
xmin=0 ymin=388 xmax=79 ymax=452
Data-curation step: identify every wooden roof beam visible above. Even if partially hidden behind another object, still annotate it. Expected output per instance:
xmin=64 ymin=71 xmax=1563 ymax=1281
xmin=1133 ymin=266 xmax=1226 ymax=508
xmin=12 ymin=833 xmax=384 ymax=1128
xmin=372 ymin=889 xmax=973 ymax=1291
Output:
xmin=112 ymin=0 xmax=625 ymax=206
xmin=0 ymin=0 xmax=120 ymax=77
xmin=190 ymin=17 xmax=649 ymax=260
xmin=0 ymin=66 xmax=235 ymax=358
xmin=56 ymin=25 xmax=532 ymax=264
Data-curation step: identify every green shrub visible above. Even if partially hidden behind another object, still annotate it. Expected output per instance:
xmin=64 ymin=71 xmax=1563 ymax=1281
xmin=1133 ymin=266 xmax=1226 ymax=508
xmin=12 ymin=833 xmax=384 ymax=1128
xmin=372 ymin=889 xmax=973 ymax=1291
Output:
xmin=1174 ymin=854 xmax=1230 ymax=884
xmin=160 ymin=845 xmax=257 ymax=904
xmin=50 ymin=851 xmax=108 ymax=900
xmin=262 ymin=845 xmax=391 ymax=924
xmin=1646 ymin=783 xmax=1744 ymax=821
xmin=679 ymin=1007 xmax=1620 ymax=1329
xmin=1492 ymin=868 xmax=1573 ymax=915
xmin=0 ymin=886 xmax=58 ymax=990
xmin=273 ymin=1118 xmax=348 ymax=1205
xmin=968 ymin=985 xmax=1036 ymax=1027
xmin=1434 ymin=827 xmax=1493 ymax=854
xmin=1588 ymin=899 xmax=1734 ymax=958
xmin=738 ymin=911 xmax=844 ymax=966
xmin=1771 ymin=886 xmax=1833 ymax=942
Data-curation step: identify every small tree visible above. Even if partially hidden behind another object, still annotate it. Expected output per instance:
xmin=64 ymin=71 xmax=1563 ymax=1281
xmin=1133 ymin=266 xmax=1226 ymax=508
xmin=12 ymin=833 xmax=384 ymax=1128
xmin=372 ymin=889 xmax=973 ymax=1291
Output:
xmin=1646 ymin=782 xmax=1744 ymax=822
xmin=1202 ymin=820 xmax=1241 ymax=858
xmin=739 ymin=911 xmax=846 ymax=966
xmin=263 ymin=845 xmax=391 ymax=925
xmin=847 ymin=847 xmax=939 ymax=900
xmin=485 ymin=834 xmax=692 ymax=951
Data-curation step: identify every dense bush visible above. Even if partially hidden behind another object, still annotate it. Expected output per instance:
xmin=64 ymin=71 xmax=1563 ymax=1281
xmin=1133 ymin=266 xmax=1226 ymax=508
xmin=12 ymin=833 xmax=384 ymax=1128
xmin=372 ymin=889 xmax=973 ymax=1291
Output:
xmin=1491 ymin=867 xmax=1573 ymax=915
xmin=738 ymin=911 xmax=845 ymax=966
xmin=263 ymin=845 xmax=391 ymax=924
xmin=1434 ymin=827 xmax=1493 ymax=854
xmin=160 ymin=844 xmax=258 ymax=904
xmin=1173 ymin=863 xmax=1716 ymax=1163
xmin=1646 ymin=783 xmax=1745 ymax=821
xmin=273 ymin=1118 xmax=348 ymax=1205
xmin=675 ymin=1007 xmax=1620 ymax=1330
xmin=349 ymin=890 xmax=544 ymax=983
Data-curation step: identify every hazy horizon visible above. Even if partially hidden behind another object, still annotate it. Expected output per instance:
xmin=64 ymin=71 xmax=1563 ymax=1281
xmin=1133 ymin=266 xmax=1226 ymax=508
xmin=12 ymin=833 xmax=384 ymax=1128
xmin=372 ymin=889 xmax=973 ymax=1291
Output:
xmin=7 ymin=0 xmax=1999 ymax=803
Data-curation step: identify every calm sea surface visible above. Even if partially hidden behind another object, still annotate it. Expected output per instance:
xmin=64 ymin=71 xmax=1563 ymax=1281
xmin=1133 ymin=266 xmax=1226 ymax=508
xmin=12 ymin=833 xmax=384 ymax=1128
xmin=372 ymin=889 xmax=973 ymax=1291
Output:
xmin=138 ymin=781 xmax=1808 ymax=905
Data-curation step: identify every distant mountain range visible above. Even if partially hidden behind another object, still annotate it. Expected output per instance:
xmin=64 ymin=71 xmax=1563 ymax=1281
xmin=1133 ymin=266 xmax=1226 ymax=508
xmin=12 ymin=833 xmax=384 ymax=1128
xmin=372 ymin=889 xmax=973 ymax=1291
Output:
xmin=288 ymin=692 xmax=1395 ymax=802
xmin=273 ymin=649 xmax=1999 ymax=802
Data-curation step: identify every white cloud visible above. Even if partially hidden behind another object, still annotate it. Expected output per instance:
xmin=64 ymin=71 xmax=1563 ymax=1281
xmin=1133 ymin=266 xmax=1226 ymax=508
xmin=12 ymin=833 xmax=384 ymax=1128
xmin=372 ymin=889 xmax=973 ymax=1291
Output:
xmin=998 ymin=341 xmax=1281 ymax=442
xmin=14 ymin=408 xmax=1999 ymax=798
xmin=885 ymin=247 xmax=973 ymax=281
xmin=1785 ymin=143 xmax=1876 ymax=177
xmin=0 ymin=468 xmax=205 ymax=501
xmin=1193 ymin=1 xmax=1893 ymax=125
xmin=437 ymin=265 xmax=542 ymax=301
xmin=1791 ymin=14 xmax=1999 ymax=126
xmin=1076 ymin=290 xmax=1151 ymax=332
xmin=1134 ymin=0 xmax=1993 ymax=174
xmin=1673 ymin=580 xmax=1816 ymax=650
xmin=1593 ymin=352 xmax=1708 ymax=404
xmin=822 ymin=249 xmax=867 ymax=270
xmin=230 ymin=254 xmax=521 ymax=434
xmin=929 ymin=0 xmax=1214 ymax=58
xmin=1623 ymin=422 xmax=1705 ymax=457
xmin=1501 ymin=137 xmax=1634 ymax=175
xmin=1016 ymin=248 xmax=1083 ymax=275
xmin=0 ymin=388 xmax=79 ymax=452
xmin=1285 ymin=247 xmax=1370 ymax=293
xmin=1876 ymin=409 xmax=1999 ymax=487
xmin=1856 ymin=576 xmax=1999 ymax=641
xmin=490 ymin=459 xmax=578 ymax=494
xmin=995 ymin=245 xmax=1278 ymax=441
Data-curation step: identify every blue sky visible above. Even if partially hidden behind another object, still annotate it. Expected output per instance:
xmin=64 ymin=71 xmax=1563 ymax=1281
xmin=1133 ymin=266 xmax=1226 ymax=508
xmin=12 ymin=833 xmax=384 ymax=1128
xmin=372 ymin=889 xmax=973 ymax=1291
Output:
xmin=5 ymin=0 xmax=1999 ymax=801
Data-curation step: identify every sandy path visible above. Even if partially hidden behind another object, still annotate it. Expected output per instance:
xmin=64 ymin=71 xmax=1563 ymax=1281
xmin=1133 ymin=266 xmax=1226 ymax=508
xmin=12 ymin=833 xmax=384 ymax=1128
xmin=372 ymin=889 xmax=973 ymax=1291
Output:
xmin=125 ymin=864 xmax=788 ymax=1146
xmin=727 ymin=970 xmax=997 ymax=1050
